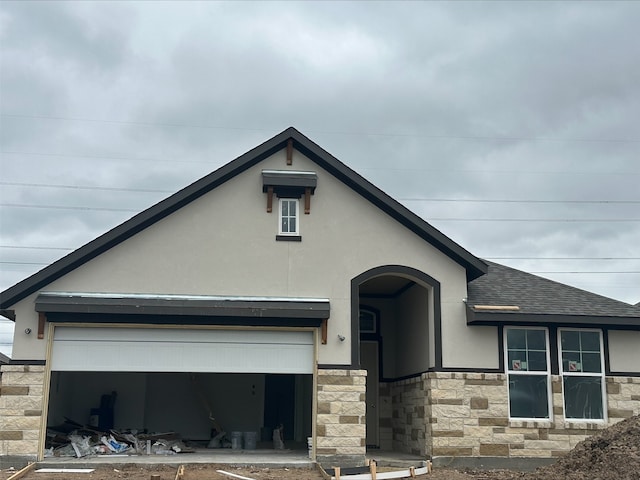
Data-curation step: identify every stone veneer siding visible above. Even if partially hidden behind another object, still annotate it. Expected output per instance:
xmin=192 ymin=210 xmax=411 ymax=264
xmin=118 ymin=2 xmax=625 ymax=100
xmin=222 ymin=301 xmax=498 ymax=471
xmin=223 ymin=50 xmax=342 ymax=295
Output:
xmin=428 ymin=372 xmax=640 ymax=459
xmin=0 ymin=364 xmax=45 ymax=464
xmin=388 ymin=377 xmax=429 ymax=456
xmin=316 ymin=369 xmax=367 ymax=467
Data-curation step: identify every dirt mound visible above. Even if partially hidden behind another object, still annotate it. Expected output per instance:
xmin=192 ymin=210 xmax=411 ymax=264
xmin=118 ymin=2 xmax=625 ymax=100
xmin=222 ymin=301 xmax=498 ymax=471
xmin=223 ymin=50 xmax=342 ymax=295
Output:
xmin=527 ymin=415 xmax=640 ymax=480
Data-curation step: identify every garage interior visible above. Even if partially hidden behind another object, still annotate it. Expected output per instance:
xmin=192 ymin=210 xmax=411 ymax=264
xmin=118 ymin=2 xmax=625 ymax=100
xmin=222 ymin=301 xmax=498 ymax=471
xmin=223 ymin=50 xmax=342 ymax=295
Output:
xmin=46 ymin=371 xmax=313 ymax=450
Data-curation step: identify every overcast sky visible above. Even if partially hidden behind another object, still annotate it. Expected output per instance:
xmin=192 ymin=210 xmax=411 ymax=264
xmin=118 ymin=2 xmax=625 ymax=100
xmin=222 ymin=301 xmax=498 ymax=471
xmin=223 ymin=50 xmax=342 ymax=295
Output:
xmin=1 ymin=1 xmax=639 ymax=355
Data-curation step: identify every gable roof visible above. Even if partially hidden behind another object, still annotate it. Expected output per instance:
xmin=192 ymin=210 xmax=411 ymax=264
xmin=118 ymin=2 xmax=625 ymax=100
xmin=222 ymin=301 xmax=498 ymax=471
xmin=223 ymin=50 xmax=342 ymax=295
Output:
xmin=467 ymin=261 xmax=640 ymax=326
xmin=0 ymin=127 xmax=487 ymax=311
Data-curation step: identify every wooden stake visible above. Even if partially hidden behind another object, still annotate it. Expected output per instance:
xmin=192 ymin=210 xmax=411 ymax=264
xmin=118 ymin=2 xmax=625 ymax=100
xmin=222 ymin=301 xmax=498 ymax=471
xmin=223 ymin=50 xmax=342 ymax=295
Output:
xmin=409 ymin=466 xmax=416 ymax=478
xmin=370 ymin=460 xmax=377 ymax=480
xmin=334 ymin=466 xmax=341 ymax=480
xmin=175 ymin=464 xmax=185 ymax=480
xmin=7 ymin=463 xmax=35 ymax=480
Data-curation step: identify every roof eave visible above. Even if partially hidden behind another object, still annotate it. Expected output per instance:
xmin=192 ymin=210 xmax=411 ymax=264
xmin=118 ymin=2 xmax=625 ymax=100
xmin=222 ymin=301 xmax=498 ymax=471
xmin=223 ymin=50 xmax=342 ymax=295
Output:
xmin=466 ymin=305 xmax=640 ymax=328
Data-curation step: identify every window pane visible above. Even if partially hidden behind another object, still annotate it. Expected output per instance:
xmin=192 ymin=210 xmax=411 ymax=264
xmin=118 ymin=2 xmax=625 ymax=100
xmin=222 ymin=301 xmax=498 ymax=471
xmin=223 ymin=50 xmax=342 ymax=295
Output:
xmin=527 ymin=330 xmax=546 ymax=351
xmin=508 ymin=350 xmax=528 ymax=371
xmin=582 ymin=353 xmax=602 ymax=373
xmin=282 ymin=218 xmax=289 ymax=232
xmin=282 ymin=201 xmax=289 ymax=216
xmin=289 ymin=218 xmax=296 ymax=232
xmin=507 ymin=329 xmax=526 ymax=349
xmin=509 ymin=375 xmax=549 ymax=419
xmin=580 ymin=332 xmax=600 ymax=352
xmin=562 ymin=351 xmax=581 ymax=372
xmin=289 ymin=201 xmax=296 ymax=215
xmin=563 ymin=376 xmax=603 ymax=419
xmin=561 ymin=330 xmax=580 ymax=352
xmin=528 ymin=351 xmax=547 ymax=371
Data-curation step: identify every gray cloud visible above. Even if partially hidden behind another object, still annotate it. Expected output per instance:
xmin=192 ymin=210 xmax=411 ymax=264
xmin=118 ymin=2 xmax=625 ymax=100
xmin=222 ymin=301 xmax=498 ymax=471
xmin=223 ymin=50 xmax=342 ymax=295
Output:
xmin=0 ymin=0 xmax=638 ymax=307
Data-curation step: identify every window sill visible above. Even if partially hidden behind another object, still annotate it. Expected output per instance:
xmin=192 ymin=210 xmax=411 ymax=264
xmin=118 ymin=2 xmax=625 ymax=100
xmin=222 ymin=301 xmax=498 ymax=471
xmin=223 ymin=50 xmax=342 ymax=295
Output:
xmin=276 ymin=235 xmax=302 ymax=242
xmin=508 ymin=419 xmax=552 ymax=428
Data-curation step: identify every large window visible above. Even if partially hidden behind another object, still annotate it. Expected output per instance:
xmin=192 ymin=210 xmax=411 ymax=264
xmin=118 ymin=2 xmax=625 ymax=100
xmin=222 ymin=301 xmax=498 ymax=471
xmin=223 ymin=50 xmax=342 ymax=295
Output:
xmin=505 ymin=327 xmax=551 ymax=420
xmin=279 ymin=198 xmax=299 ymax=235
xmin=559 ymin=329 xmax=605 ymax=420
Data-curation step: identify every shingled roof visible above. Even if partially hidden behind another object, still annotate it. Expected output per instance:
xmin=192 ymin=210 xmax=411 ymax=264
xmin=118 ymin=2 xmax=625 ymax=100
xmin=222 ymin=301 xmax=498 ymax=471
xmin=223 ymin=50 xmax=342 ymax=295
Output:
xmin=466 ymin=261 xmax=640 ymax=327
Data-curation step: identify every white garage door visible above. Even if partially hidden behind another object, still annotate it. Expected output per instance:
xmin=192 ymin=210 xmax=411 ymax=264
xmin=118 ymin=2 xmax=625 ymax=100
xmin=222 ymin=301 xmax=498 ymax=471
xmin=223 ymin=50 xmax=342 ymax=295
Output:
xmin=51 ymin=327 xmax=314 ymax=374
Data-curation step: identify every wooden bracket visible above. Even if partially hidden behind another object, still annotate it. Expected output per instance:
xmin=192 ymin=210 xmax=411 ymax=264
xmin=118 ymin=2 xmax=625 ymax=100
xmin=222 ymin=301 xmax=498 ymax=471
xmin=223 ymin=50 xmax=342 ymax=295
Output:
xmin=266 ymin=186 xmax=274 ymax=213
xmin=304 ymin=187 xmax=311 ymax=214
xmin=38 ymin=312 xmax=46 ymax=339
xmin=321 ymin=319 xmax=328 ymax=345
xmin=286 ymin=139 xmax=293 ymax=165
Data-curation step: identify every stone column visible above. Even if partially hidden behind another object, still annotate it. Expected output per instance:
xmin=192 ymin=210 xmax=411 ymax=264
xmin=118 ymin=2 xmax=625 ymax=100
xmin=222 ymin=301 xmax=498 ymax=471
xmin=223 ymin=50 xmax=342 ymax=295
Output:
xmin=316 ymin=369 xmax=367 ymax=468
xmin=0 ymin=364 xmax=45 ymax=468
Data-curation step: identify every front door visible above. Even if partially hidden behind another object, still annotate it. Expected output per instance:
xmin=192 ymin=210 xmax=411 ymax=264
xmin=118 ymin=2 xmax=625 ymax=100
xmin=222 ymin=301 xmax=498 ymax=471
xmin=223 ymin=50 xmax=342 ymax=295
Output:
xmin=360 ymin=341 xmax=379 ymax=448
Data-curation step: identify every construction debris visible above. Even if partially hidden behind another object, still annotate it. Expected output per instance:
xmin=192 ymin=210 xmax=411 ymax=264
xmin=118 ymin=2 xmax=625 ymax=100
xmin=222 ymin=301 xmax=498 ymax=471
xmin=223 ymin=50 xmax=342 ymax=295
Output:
xmin=44 ymin=419 xmax=195 ymax=458
xmin=319 ymin=460 xmax=432 ymax=480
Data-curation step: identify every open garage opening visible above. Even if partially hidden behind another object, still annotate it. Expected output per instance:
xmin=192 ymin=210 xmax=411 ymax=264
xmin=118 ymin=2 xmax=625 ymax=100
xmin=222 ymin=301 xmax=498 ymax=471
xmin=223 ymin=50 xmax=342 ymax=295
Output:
xmin=46 ymin=371 xmax=313 ymax=453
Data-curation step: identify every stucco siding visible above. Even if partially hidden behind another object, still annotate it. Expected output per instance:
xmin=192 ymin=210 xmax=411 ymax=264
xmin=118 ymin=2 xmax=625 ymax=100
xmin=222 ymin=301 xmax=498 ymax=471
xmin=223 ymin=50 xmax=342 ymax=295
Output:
xmin=608 ymin=330 xmax=640 ymax=373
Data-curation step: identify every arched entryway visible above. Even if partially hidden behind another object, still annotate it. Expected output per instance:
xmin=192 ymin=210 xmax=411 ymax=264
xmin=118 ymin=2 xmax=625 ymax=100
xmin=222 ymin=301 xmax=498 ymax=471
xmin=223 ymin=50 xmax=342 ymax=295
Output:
xmin=352 ymin=266 xmax=440 ymax=453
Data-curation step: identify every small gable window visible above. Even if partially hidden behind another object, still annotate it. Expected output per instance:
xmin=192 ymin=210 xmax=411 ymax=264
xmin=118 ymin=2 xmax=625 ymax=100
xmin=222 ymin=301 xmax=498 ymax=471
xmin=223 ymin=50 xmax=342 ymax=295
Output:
xmin=279 ymin=198 xmax=299 ymax=236
xmin=263 ymin=169 xmax=316 ymax=242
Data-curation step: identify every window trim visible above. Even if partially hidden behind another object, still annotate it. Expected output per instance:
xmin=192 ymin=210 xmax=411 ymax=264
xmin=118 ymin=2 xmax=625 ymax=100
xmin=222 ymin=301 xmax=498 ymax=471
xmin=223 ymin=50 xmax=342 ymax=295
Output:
xmin=558 ymin=327 xmax=607 ymax=422
xmin=504 ymin=326 xmax=553 ymax=422
xmin=278 ymin=198 xmax=300 ymax=236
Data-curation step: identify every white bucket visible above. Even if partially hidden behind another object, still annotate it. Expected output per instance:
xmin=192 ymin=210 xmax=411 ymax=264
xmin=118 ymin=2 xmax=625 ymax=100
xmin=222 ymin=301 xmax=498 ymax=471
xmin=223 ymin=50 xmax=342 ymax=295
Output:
xmin=243 ymin=431 xmax=257 ymax=450
xmin=231 ymin=431 xmax=243 ymax=450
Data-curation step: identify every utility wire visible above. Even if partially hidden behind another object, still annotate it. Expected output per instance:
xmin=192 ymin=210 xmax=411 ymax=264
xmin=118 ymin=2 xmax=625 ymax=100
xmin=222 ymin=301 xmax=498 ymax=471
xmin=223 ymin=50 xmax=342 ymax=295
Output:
xmin=0 ymin=181 xmax=172 ymax=194
xmin=4 ymin=150 xmax=639 ymax=176
xmin=1 ymin=150 xmax=213 ymax=165
xmin=3 ymin=181 xmax=639 ymax=205
xmin=2 ymin=113 xmax=639 ymax=144
xmin=0 ymin=203 xmax=139 ymax=212
xmin=3 ymin=203 xmax=640 ymax=220
xmin=401 ymin=198 xmax=640 ymax=205
xmin=483 ymin=257 xmax=640 ymax=260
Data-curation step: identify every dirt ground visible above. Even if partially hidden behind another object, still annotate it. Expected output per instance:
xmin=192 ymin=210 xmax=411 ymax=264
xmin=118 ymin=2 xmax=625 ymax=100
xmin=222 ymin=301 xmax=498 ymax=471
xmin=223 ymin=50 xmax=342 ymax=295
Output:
xmin=3 ymin=415 xmax=639 ymax=480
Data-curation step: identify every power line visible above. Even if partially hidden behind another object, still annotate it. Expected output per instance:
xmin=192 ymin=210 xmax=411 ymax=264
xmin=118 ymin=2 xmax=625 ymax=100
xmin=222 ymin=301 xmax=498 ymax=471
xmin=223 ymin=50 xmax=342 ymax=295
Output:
xmin=484 ymin=257 xmax=640 ymax=260
xmin=2 ymin=259 xmax=638 ymax=275
xmin=1 ymin=150 xmax=213 ymax=165
xmin=0 ymin=181 xmax=172 ymax=194
xmin=426 ymin=218 xmax=640 ymax=222
xmin=4 ymin=150 xmax=640 ymax=176
xmin=3 ymin=203 xmax=640 ymax=220
xmin=0 ymin=245 xmax=74 ymax=250
xmin=0 ymin=203 xmax=139 ymax=212
xmin=401 ymin=198 xmax=640 ymax=205
xmin=531 ymin=271 xmax=640 ymax=274
xmin=2 ymin=113 xmax=639 ymax=143
xmin=3 ymin=181 xmax=638 ymax=205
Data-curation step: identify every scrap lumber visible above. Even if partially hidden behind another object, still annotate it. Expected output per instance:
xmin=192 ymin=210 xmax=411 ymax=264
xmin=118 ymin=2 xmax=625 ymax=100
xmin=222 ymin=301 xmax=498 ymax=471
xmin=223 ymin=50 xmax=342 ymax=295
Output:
xmin=216 ymin=470 xmax=257 ymax=480
xmin=174 ymin=465 xmax=185 ymax=480
xmin=6 ymin=463 xmax=35 ymax=480
xmin=319 ymin=460 xmax=432 ymax=480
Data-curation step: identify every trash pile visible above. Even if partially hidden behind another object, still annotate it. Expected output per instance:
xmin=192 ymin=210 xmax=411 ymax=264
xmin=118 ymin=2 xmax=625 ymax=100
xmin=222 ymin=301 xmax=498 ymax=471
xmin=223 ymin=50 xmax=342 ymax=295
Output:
xmin=45 ymin=418 xmax=193 ymax=458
